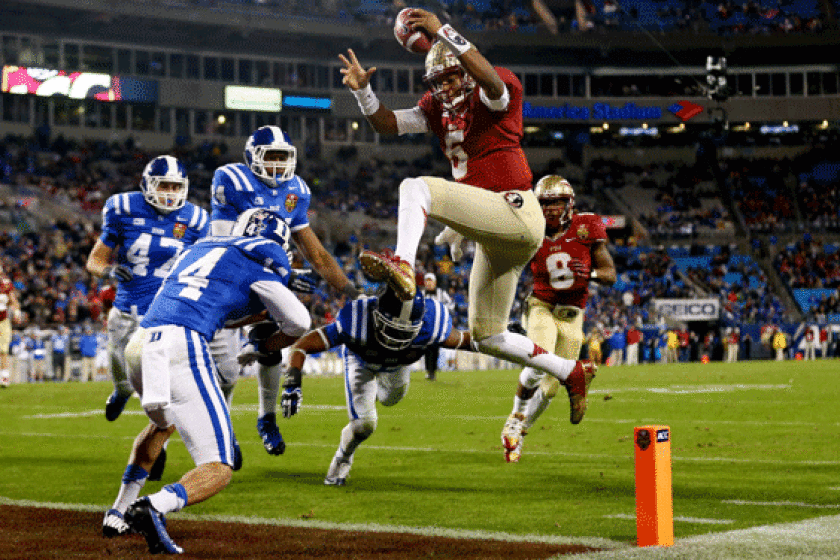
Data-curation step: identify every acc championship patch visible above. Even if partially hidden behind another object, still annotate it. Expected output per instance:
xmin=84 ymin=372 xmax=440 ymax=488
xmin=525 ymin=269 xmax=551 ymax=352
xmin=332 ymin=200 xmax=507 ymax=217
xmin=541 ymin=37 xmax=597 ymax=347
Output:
xmin=172 ymin=223 xmax=187 ymax=239
xmin=577 ymin=224 xmax=590 ymax=240
xmin=285 ymin=193 xmax=299 ymax=212
xmin=504 ymin=192 xmax=523 ymax=208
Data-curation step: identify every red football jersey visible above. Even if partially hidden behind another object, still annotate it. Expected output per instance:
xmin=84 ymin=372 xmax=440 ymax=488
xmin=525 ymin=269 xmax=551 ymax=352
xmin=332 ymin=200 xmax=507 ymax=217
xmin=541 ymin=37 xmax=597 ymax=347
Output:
xmin=0 ymin=277 xmax=13 ymax=321
xmin=530 ymin=213 xmax=608 ymax=309
xmin=418 ymin=67 xmax=532 ymax=193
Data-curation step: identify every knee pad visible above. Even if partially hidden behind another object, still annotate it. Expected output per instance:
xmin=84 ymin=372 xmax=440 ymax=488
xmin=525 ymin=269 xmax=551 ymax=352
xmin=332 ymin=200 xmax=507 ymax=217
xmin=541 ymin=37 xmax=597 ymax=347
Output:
xmin=399 ymin=177 xmax=431 ymax=213
xmin=519 ymin=367 xmax=544 ymax=390
xmin=378 ymin=383 xmax=408 ymax=407
xmin=539 ymin=376 xmax=561 ymax=399
xmin=350 ymin=418 xmax=376 ymax=440
xmin=214 ymin=355 xmax=240 ymax=387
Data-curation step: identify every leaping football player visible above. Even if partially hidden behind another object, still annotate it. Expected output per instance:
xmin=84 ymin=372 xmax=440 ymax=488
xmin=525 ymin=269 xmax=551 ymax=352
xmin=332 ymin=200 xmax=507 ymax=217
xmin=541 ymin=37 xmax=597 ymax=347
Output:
xmin=340 ymin=9 xmax=597 ymax=426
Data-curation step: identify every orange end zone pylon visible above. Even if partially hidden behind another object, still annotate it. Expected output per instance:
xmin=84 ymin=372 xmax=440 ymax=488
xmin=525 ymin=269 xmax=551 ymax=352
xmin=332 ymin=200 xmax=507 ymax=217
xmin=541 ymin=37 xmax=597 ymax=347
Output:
xmin=634 ymin=425 xmax=673 ymax=547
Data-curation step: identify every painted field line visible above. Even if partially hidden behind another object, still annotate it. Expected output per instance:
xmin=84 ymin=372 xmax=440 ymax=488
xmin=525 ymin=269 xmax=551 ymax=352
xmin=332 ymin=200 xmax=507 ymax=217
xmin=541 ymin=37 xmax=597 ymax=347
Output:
xmin=723 ymin=500 xmax=840 ymax=509
xmin=604 ymin=514 xmax=735 ymax=525
xmin=5 ymin=431 xmax=840 ymax=466
xmin=0 ymin=496 xmax=624 ymax=549
xmin=550 ymin=514 xmax=840 ymax=560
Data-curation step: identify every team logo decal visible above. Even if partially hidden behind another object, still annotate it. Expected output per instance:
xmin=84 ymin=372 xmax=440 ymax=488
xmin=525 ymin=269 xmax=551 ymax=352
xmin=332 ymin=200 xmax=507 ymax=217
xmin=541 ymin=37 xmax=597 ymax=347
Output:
xmin=285 ymin=193 xmax=299 ymax=212
xmin=504 ymin=192 xmax=523 ymax=208
xmin=577 ymin=224 xmax=590 ymax=240
xmin=172 ymin=223 xmax=187 ymax=239
xmin=636 ymin=429 xmax=652 ymax=451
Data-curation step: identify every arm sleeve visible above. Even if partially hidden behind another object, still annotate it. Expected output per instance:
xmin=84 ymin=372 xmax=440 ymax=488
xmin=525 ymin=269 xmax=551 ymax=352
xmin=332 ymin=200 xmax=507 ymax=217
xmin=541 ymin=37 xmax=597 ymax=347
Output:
xmin=100 ymin=197 xmax=120 ymax=248
xmin=251 ymin=280 xmax=311 ymax=338
xmin=395 ymin=107 xmax=430 ymax=135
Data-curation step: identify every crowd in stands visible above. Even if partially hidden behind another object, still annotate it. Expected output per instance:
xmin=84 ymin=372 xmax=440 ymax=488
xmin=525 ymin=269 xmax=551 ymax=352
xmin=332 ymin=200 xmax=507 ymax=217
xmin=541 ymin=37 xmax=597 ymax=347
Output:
xmin=189 ymin=0 xmax=831 ymax=36
xmin=774 ymin=238 xmax=840 ymax=290
xmin=1 ymin=129 xmax=824 ymax=364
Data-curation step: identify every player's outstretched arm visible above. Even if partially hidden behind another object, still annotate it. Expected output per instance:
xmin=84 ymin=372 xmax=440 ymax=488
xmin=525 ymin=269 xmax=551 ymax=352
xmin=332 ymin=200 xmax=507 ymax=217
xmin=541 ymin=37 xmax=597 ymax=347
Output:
xmin=441 ymin=328 xmax=473 ymax=351
xmin=338 ymin=49 xmax=399 ymax=135
xmin=292 ymin=228 xmax=359 ymax=299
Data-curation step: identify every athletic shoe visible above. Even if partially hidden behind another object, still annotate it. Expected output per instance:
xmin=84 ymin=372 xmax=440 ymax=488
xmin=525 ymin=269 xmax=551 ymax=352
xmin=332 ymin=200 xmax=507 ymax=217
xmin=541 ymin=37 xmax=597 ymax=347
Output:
xmin=564 ymin=360 xmax=597 ymax=425
xmin=501 ymin=413 xmax=525 ymax=463
xmin=324 ymin=456 xmax=353 ymax=486
xmin=124 ymin=497 xmax=183 ymax=555
xmin=105 ymin=391 xmax=130 ymax=422
xmin=148 ymin=449 xmax=167 ymax=482
xmin=256 ymin=413 xmax=285 ymax=455
xmin=102 ymin=509 xmax=132 ymax=538
xmin=232 ymin=436 xmax=243 ymax=471
xmin=359 ymin=249 xmax=416 ymax=301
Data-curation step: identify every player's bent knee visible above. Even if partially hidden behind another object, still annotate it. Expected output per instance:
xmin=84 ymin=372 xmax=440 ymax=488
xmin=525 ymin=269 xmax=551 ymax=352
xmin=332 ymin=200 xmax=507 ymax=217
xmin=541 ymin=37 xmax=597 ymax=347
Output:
xmin=539 ymin=376 xmax=561 ymax=399
xmin=144 ymin=408 xmax=171 ymax=429
xmin=350 ymin=418 xmax=377 ymax=440
xmin=378 ymin=384 xmax=408 ymax=407
xmin=399 ymin=177 xmax=431 ymax=208
xmin=519 ymin=367 xmax=544 ymax=389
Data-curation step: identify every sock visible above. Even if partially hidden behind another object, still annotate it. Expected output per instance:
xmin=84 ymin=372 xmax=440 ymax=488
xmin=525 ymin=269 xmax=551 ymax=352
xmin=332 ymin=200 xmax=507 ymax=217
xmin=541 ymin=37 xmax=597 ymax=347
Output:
xmin=148 ymin=483 xmax=188 ymax=514
xmin=257 ymin=363 xmax=281 ymax=418
xmin=112 ymin=465 xmax=148 ymax=513
xmin=477 ymin=331 xmax=576 ymax=381
xmin=394 ymin=178 xmax=431 ymax=267
xmin=523 ymin=388 xmax=551 ymax=431
xmin=512 ymin=395 xmax=528 ymax=416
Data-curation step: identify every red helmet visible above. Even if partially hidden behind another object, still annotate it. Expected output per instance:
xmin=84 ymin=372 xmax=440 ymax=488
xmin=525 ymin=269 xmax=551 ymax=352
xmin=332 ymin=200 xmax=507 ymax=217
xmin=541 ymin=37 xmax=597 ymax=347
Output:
xmin=534 ymin=175 xmax=575 ymax=230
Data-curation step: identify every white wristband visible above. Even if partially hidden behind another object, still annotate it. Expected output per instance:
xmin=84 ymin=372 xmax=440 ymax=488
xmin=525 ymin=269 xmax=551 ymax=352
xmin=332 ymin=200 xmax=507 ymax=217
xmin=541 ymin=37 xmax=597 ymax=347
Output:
xmin=351 ymin=84 xmax=380 ymax=116
xmin=436 ymin=24 xmax=472 ymax=57
xmin=590 ymin=270 xmax=599 ymax=281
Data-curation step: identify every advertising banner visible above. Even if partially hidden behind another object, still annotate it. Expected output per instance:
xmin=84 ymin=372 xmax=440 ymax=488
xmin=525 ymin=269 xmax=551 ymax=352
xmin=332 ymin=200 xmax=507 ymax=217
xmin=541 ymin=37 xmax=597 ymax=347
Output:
xmin=653 ymin=298 xmax=720 ymax=321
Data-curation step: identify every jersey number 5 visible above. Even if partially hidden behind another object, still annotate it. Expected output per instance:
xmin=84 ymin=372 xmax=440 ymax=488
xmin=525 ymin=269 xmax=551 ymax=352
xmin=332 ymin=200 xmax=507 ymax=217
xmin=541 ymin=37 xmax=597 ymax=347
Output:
xmin=444 ymin=129 xmax=468 ymax=180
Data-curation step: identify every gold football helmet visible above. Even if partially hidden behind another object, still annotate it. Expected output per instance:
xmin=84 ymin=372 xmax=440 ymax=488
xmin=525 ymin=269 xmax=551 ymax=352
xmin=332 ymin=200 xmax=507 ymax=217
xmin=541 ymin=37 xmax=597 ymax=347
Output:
xmin=423 ymin=42 xmax=475 ymax=110
xmin=534 ymin=175 xmax=575 ymax=229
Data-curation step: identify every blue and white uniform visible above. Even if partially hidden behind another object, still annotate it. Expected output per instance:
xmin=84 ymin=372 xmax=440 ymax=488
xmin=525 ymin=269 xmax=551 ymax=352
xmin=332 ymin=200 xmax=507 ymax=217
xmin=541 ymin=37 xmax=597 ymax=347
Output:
xmin=127 ymin=235 xmax=310 ymax=467
xmin=319 ymin=294 xmax=452 ymax=484
xmin=209 ymin=162 xmax=311 ymax=386
xmin=100 ymin=191 xmax=209 ymax=396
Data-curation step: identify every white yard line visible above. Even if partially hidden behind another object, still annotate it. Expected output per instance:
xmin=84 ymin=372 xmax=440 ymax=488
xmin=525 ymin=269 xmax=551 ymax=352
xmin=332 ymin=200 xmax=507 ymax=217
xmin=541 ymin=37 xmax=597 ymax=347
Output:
xmin=604 ymin=514 xmax=735 ymax=525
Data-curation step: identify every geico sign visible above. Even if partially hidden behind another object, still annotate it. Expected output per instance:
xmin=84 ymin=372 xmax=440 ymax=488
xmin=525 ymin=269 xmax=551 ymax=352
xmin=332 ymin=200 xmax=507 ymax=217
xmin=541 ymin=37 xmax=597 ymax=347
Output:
xmin=653 ymin=299 xmax=720 ymax=319
xmin=658 ymin=303 xmax=717 ymax=316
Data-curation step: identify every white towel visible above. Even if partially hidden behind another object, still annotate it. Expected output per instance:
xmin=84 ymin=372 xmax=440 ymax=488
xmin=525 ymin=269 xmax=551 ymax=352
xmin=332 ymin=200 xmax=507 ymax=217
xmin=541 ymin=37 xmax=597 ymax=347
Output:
xmin=141 ymin=327 xmax=172 ymax=411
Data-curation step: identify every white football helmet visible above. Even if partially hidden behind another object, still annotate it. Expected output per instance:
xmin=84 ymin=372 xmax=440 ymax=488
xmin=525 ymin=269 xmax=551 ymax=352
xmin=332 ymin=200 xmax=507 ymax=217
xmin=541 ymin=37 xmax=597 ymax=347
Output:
xmin=534 ymin=175 xmax=575 ymax=230
xmin=423 ymin=42 xmax=475 ymax=111
xmin=140 ymin=155 xmax=188 ymax=213
xmin=244 ymin=126 xmax=297 ymax=186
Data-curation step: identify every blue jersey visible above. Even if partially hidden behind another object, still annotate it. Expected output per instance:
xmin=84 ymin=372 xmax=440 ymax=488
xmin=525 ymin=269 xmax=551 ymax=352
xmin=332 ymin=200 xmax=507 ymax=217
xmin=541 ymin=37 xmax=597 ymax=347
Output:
xmin=142 ymin=236 xmax=292 ymax=340
xmin=100 ymin=192 xmax=209 ymax=316
xmin=211 ymin=163 xmax=311 ymax=234
xmin=323 ymin=296 xmax=452 ymax=368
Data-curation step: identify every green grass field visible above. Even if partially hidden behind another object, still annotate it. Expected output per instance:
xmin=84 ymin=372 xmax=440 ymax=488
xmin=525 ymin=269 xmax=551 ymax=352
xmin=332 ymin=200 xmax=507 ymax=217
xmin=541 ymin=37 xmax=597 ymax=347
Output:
xmin=2 ymin=359 xmax=839 ymax=551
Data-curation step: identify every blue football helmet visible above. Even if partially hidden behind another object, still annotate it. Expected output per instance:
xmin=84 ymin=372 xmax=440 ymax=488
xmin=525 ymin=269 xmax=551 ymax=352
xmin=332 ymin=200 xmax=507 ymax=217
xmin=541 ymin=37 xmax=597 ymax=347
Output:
xmin=231 ymin=208 xmax=292 ymax=253
xmin=140 ymin=155 xmax=188 ymax=213
xmin=373 ymin=288 xmax=425 ymax=351
xmin=244 ymin=126 xmax=297 ymax=186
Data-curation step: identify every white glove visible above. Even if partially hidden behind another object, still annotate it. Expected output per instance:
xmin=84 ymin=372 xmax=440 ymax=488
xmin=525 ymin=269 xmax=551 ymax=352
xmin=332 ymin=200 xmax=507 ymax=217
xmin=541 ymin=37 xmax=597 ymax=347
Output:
xmin=434 ymin=227 xmax=464 ymax=262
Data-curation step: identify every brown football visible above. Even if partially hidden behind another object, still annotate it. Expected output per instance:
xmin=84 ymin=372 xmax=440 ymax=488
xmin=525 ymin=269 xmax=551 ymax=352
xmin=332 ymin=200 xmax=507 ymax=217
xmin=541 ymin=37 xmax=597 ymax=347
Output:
xmin=393 ymin=8 xmax=434 ymax=54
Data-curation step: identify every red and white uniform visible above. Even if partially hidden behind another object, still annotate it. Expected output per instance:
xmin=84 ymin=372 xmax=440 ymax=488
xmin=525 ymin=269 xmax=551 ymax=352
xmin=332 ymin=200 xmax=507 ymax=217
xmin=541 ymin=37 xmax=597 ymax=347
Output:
xmin=0 ymin=277 xmax=14 ymax=322
xmin=418 ymin=67 xmax=532 ymax=192
xmin=530 ymin=213 xmax=608 ymax=310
